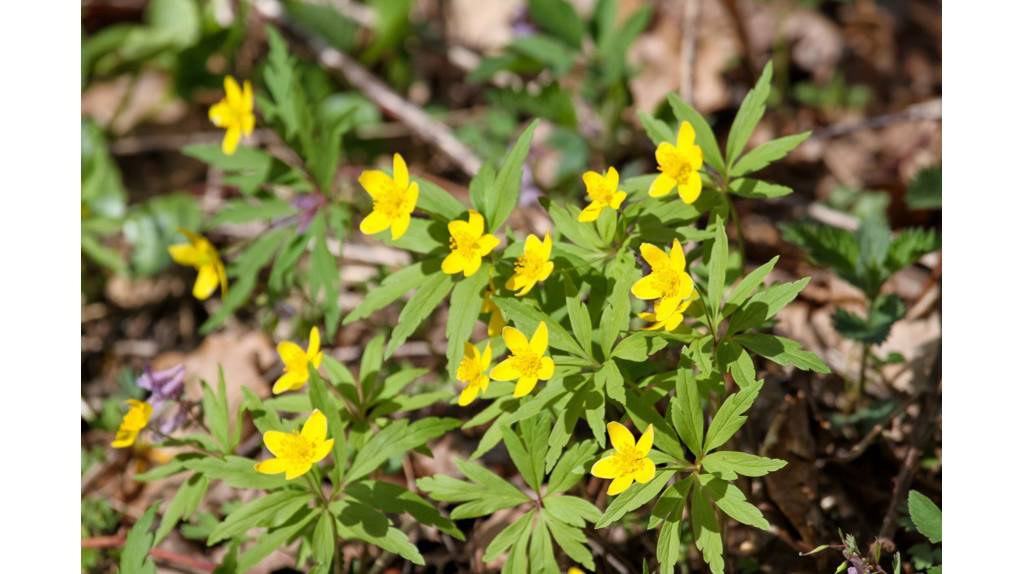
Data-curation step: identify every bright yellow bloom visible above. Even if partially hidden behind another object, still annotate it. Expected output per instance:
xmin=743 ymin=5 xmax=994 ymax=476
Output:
xmin=505 ymin=233 xmax=554 ymax=296
xmin=491 ymin=322 xmax=555 ymax=398
xmin=457 ymin=342 xmax=492 ymax=406
xmin=111 ymin=400 xmax=153 ymax=448
xmin=631 ymin=240 xmax=695 ymax=326
xmin=208 ymin=76 xmax=255 ymax=156
xmin=579 ymin=167 xmax=627 ymax=222
xmin=254 ymin=409 xmax=334 ymax=480
xmin=273 ymin=327 xmax=324 ymax=395
xmin=567 ymin=568 xmax=586 ymax=574
xmin=640 ymin=291 xmax=697 ymax=331
xmin=168 ymin=228 xmax=228 ymax=300
xmin=590 ymin=422 xmax=656 ymax=495
xmin=481 ymin=283 xmax=506 ymax=337
xmin=359 ymin=153 xmax=420 ymax=240
xmin=649 ymin=122 xmax=704 ymax=204
xmin=442 ymin=210 xmax=500 ymax=277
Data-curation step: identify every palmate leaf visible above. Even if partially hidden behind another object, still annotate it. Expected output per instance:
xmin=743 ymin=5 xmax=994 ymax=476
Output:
xmin=596 ymin=470 xmax=674 ymax=527
xmin=344 ymin=261 xmax=429 ymax=325
xmin=329 ymin=499 xmax=426 ymax=565
xmin=346 ymin=417 xmax=459 ymax=482
xmin=154 ymin=473 xmax=210 ymax=543
xmin=671 ymin=368 xmax=704 ymax=456
xmin=731 ymin=131 xmax=811 ymax=177
xmin=208 ymin=490 xmax=314 ymax=544
xmin=236 ymin=507 xmax=317 ymax=572
xmin=727 ymin=277 xmax=811 ymax=335
xmin=701 ymin=451 xmax=786 ymax=480
xmin=700 ymin=474 xmax=770 ymax=530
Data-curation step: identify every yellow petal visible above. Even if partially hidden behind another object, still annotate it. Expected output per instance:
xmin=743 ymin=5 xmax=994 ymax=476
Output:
xmin=441 ymin=252 xmax=465 ymax=275
xmin=224 ymin=76 xmax=242 ymax=105
xmin=490 ymin=357 xmax=520 ymax=381
xmin=393 ymin=153 xmax=409 ymax=188
xmin=503 ymin=326 xmax=530 ymax=354
xmin=607 ymin=421 xmax=636 ymax=453
xmin=448 ymin=218 xmax=469 ymax=237
xmin=272 ymin=370 xmax=306 ymax=395
xmin=307 ymin=326 xmax=321 ymax=358
xmin=676 ymin=121 xmax=696 ymax=148
xmin=513 ymin=375 xmax=539 ymax=398
xmin=193 ymin=265 xmax=220 ymax=300
xmin=208 ymin=101 xmax=230 ymax=127
xmin=648 ymin=172 xmax=676 ymax=198
xmin=636 ymin=424 xmax=654 ymax=456
xmin=640 ymin=243 xmax=670 ymax=269
xmin=254 ymin=457 xmax=287 ymax=475
xmin=688 ymin=143 xmax=704 ymax=170
xmin=578 ymin=202 xmax=602 ymax=222
xmin=481 ymin=343 xmax=492 ymax=367
xmin=530 ymin=322 xmax=549 ymax=355
xmin=458 ymin=384 xmax=480 ymax=406
xmin=487 ymin=309 xmax=505 ymax=337
xmin=477 ymin=234 xmax=500 ymax=256
xmin=611 ymin=191 xmax=628 ymax=209
xmin=284 ymin=461 xmax=313 ymax=480
xmin=590 ymin=455 xmax=620 ymax=479
xmin=262 ymin=431 xmax=292 ymax=457
xmin=222 ymin=126 xmax=241 ymax=156
xmin=679 ymin=174 xmax=702 ymax=204
xmin=607 ymin=474 xmax=634 ymax=495
xmin=168 ymin=243 xmax=200 ymax=266
xmin=540 ymin=234 xmax=553 ymax=259
xmin=359 ymin=210 xmax=391 ymax=235
xmin=390 ymin=213 xmax=411 ymax=240
xmin=463 ymin=255 xmax=483 ymax=277
xmin=538 ymin=356 xmax=555 ymax=380
xmin=463 ymin=341 xmax=479 ymax=361
xmin=635 ymin=457 xmax=656 ymax=484
xmin=467 ymin=210 xmax=485 ymax=237
xmin=524 ymin=233 xmax=543 ymax=256
xmin=404 ymin=182 xmax=419 ymax=213
xmin=216 ymin=260 xmax=229 ymax=297
xmin=539 ymin=260 xmax=554 ymax=282
xmin=302 ymin=409 xmax=328 ymax=443
xmin=110 ymin=428 xmax=139 ymax=448
xmin=670 ymin=239 xmax=686 ymax=269
xmin=313 ymin=439 xmax=334 ymax=463
xmin=242 ymin=80 xmax=254 ymax=111
xmin=607 ymin=166 xmax=620 ymax=191
xmin=358 ymin=170 xmax=391 ymax=199
xmin=631 ymin=274 xmax=663 ymax=300
xmin=278 ymin=341 xmax=306 ymax=366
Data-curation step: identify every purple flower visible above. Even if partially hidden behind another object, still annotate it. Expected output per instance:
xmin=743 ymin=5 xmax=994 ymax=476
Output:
xmin=158 ymin=406 xmax=188 ymax=435
xmin=291 ymin=193 xmax=326 ymax=233
xmin=137 ymin=364 xmax=185 ymax=409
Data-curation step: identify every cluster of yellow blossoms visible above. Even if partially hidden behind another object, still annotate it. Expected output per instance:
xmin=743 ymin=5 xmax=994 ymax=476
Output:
xmin=631 ymin=239 xmax=697 ymax=331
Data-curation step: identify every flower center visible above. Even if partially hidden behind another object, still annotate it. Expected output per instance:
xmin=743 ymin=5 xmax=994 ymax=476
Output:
xmin=512 ymin=351 xmax=542 ymax=377
xmin=457 ymin=359 xmax=483 ymax=384
xmin=449 ymin=231 xmax=482 ymax=257
xmin=614 ymin=450 xmax=645 ymax=474
xmin=278 ymin=433 xmax=316 ymax=463
xmin=661 ymin=151 xmax=694 ymax=184
xmin=650 ymin=268 xmax=684 ymax=298
xmin=514 ymin=252 xmax=546 ymax=279
xmin=373 ymin=183 xmax=409 ymax=218
xmin=591 ymin=182 xmax=615 ymax=205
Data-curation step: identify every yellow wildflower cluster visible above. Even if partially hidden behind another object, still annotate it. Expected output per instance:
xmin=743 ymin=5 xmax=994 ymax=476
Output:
xmin=456 ymin=322 xmax=554 ymax=405
xmin=591 ymin=422 xmax=656 ymax=495
xmin=255 ymin=409 xmax=334 ymax=480
xmin=631 ymin=239 xmax=696 ymax=331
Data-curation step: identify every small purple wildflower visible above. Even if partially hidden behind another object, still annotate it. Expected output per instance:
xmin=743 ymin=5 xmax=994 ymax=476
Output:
xmin=137 ymin=364 xmax=186 ymax=409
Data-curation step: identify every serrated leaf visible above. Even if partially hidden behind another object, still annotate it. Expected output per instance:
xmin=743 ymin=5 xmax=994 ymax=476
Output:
xmin=702 ymin=451 xmax=786 ymax=480
xmin=727 ymin=277 xmax=810 ymax=335
xmin=734 ymin=333 xmax=830 ymax=373
xmin=311 ymin=510 xmax=335 ymax=567
xmin=544 ymin=495 xmax=601 ymax=528
xmin=672 ymin=367 xmax=704 ymax=456
xmin=344 ymin=260 xmax=429 ymax=325
xmin=703 ymin=476 xmax=770 ymax=530
xmin=703 ymin=380 xmax=763 ymax=453
xmin=726 ymin=61 xmax=773 ymax=167
xmin=236 ymin=507 xmax=317 ymax=572
xmin=154 ymin=473 xmax=209 ymax=543
xmin=527 ymin=0 xmax=584 ymax=48
xmin=544 ymin=510 xmax=595 ymax=570
xmin=906 ymin=165 xmax=941 ymax=210
xmin=565 ymin=295 xmax=593 ymax=358
xmin=724 ymin=256 xmax=778 ymax=315
xmin=121 ymin=505 xmax=158 ymax=574
xmin=484 ymin=511 xmax=534 ymax=562
xmin=638 ymin=111 xmax=675 ymax=146
xmin=908 ymin=490 xmax=942 ymax=543
xmin=346 ymin=417 xmax=459 ymax=482
xmin=492 ymin=297 xmax=588 ymax=358
xmin=690 ymin=483 xmax=725 ymax=574
xmin=490 ymin=120 xmax=538 ymax=229
xmin=729 ymin=178 xmax=793 ymax=199
xmin=208 ymin=490 xmax=314 ymax=544
xmin=731 ymin=131 xmax=811 ymax=177
xmin=596 ymin=470 xmax=673 ymax=527
xmin=707 ymin=217 xmax=728 ymax=321
xmin=597 ymin=360 xmax=625 ymax=406
xmin=385 ymin=272 xmax=454 ymax=358
xmin=547 ymin=438 xmax=597 ymax=493
xmin=833 ymin=293 xmax=906 ymax=345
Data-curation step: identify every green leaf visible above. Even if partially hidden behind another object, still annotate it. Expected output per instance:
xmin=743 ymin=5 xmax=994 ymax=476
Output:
xmin=726 ymin=61 xmax=773 ymax=167
xmin=703 ymin=380 xmax=763 ymax=453
xmin=544 ymin=510 xmax=595 ymax=570
xmin=311 ymin=510 xmax=335 ymax=567
xmin=727 ymin=277 xmax=810 ymax=335
xmin=671 ymin=368 xmax=704 ymax=456
xmin=120 ymin=505 xmax=158 ymax=574
xmin=344 ymin=261 xmax=429 ymax=325
xmin=309 ymin=215 xmax=342 ymax=335
xmin=731 ymin=131 xmax=811 ymax=177
xmin=613 ymin=333 xmax=669 ymax=362
xmin=565 ymin=295 xmax=593 ymax=358
xmin=833 ymin=293 xmax=906 ymax=345
xmin=384 ymin=272 xmax=454 ymax=358
xmin=667 ymin=93 xmax=726 ymax=175
xmin=887 ymin=227 xmax=939 ymax=273
xmin=501 ymin=424 xmax=542 ymax=492
xmin=729 ymin=178 xmax=793 ymax=199
xmin=625 ymin=389 xmax=687 ymax=462
xmin=707 ymin=217 xmax=729 ymax=321
xmin=211 ymin=198 xmax=294 ymax=226
xmin=701 ymin=451 xmax=786 ymax=480
xmin=547 ymin=439 xmax=597 ymax=493
xmin=484 ymin=511 xmax=534 ymax=562
xmin=347 ymin=417 xmax=460 ymax=482
xmin=446 ymin=269 xmax=489 ymax=378
xmin=781 ymin=222 xmax=859 ymax=286
xmin=638 ymin=111 xmax=675 ymax=146
xmin=527 ymin=0 xmax=584 ymax=48
xmin=908 ymin=490 xmax=942 ymax=543
xmin=237 ymin=507 xmax=317 ymax=571
xmin=655 ymin=494 xmax=683 ymax=573
xmin=734 ymin=333 xmax=830 ymax=373
xmin=596 ymin=470 xmax=673 ymax=527
xmin=725 ymin=256 xmax=778 ymax=314
xmin=690 ymin=483 xmax=725 ymax=574
xmin=597 ymin=360 xmax=625 ymax=406
xmin=490 ymin=120 xmax=539 ymax=229
xmin=544 ymin=495 xmax=600 ymax=528
xmin=702 ymin=476 xmax=770 ymax=530
xmin=283 ymin=0 xmax=357 ymax=51
xmin=208 ymin=490 xmax=314 ymax=544
xmin=185 ymin=455 xmax=288 ymax=489
xmin=416 ymin=177 xmax=466 ymax=220
xmin=717 ymin=341 xmax=756 ymax=389
xmin=906 ymin=165 xmax=941 ymax=210
xmin=545 ymin=199 xmax=604 ymax=251
xmin=492 ymin=297 xmax=588 ymax=358
xmin=529 ymin=511 xmax=558 ymax=573
xmin=201 ymin=371 xmax=231 ymax=453
xmin=346 ymin=480 xmax=463 ymax=540
xmin=154 ymin=474 xmax=210 ymax=543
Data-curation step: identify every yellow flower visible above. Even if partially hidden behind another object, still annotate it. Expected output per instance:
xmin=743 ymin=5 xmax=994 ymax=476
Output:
xmin=457 ymin=342 xmax=492 ymax=406
xmin=168 ymin=228 xmax=228 ymax=300
xmin=649 ymin=121 xmax=704 ymax=204
xmin=631 ymin=240 xmax=695 ymax=325
xmin=273 ymin=327 xmax=324 ymax=395
xmin=208 ymin=76 xmax=255 ymax=156
xmin=442 ymin=210 xmax=500 ymax=277
xmin=640 ymin=291 xmax=697 ymax=331
xmin=567 ymin=568 xmax=586 ymax=574
xmin=254 ymin=409 xmax=335 ymax=480
xmin=590 ymin=422 xmax=656 ymax=495
xmin=505 ymin=233 xmax=554 ymax=296
xmin=579 ymin=167 xmax=627 ymax=222
xmin=481 ymin=284 xmax=506 ymax=337
xmin=111 ymin=400 xmax=153 ymax=448
xmin=359 ymin=153 xmax=420 ymax=240
xmin=491 ymin=322 xmax=555 ymax=398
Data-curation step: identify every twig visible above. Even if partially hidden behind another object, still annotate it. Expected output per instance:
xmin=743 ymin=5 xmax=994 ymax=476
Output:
xmin=811 ymin=99 xmax=941 ymax=140
xmin=679 ymin=0 xmax=702 ymax=104
xmin=81 ymin=534 xmax=218 ymax=572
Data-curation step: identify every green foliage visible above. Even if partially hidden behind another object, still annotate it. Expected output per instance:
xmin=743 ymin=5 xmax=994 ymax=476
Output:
xmin=121 ymin=505 xmax=159 ymax=574
xmin=908 ymin=490 xmax=942 ymax=544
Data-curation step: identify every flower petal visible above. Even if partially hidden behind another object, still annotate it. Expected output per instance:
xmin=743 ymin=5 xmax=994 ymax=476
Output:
xmin=390 ymin=213 xmax=411 ymax=240
xmin=636 ymin=424 xmax=654 ymax=456
xmin=578 ymin=202 xmax=602 ymax=222
xmin=393 ymin=153 xmax=409 ymax=188
xmin=482 ymin=343 xmax=492 ymax=367
xmin=254 ymin=457 xmax=287 ymax=475
xmin=648 ymin=172 xmax=676 ymax=198
xmin=168 ymin=243 xmax=199 ymax=266
xmin=284 ymin=461 xmax=313 ymax=480
xmin=611 ymin=191 xmax=628 ymax=209
xmin=358 ymin=170 xmax=391 ymax=199
xmin=640 ymin=243 xmax=670 ymax=269
xmin=193 ymin=265 xmax=220 ymax=300
xmin=631 ymin=274 xmax=663 ymax=300
xmin=272 ymin=370 xmax=306 ymax=395
xmin=607 ymin=166 xmax=620 ymax=190
xmin=513 ymin=375 xmax=539 ymax=398
xmin=262 ymin=431 xmax=292 ymax=457
xmin=208 ymin=101 xmax=230 ymax=127
xmin=301 ymin=409 xmax=328 ymax=443
xmin=607 ymin=421 xmax=635 ymax=453
xmin=224 ymin=76 xmax=242 ymax=105
xmin=458 ymin=384 xmax=480 ymax=406
xmin=441 ymin=252 xmax=465 ymax=275
xmin=307 ymin=327 xmax=321 ymax=358
xmin=676 ymin=121 xmax=696 ymax=148
xmin=477 ymin=234 xmax=500 ymax=256
xmin=221 ymin=126 xmax=241 ymax=156
xmin=607 ymin=474 xmax=634 ymax=496
xmin=590 ymin=455 xmax=620 ymax=479
xmin=530 ymin=322 xmax=549 ymax=355
xmin=490 ymin=357 xmax=520 ymax=381
xmin=277 ymin=341 xmax=306 ymax=366
xmin=503 ymin=326 xmax=530 ymax=354
xmin=313 ymin=439 xmax=335 ymax=463
xmin=679 ymin=174 xmax=702 ymax=204
xmin=359 ymin=210 xmax=391 ymax=235
xmin=467 ymin=210 xmax=485 ymax=237
xmin=635 ymin=457 xmax=656 ymax=484
xmin=463 ymin=255 xmax=482 ymax=277
xmin=538 ymin=356 xmax=555 ymax=380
